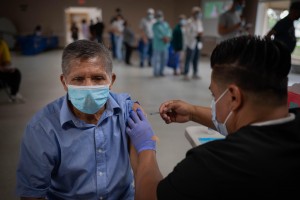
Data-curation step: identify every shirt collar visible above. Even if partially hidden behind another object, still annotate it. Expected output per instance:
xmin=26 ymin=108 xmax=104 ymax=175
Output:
xmin=60 ymin=95 xmax=76 ymax=127
xmin=251 ymin=113 xmax=296 ymax=126
xmin=104 ymin=93 xmax=122 ymax=118
xmin=59 ymin=93 xmax=121 ymax=127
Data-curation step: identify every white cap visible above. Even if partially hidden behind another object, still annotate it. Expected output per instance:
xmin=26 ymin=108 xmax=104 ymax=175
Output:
xmin=192 ymin=6 xmax=201 ymax=14
xmin=147 ymin=8 xmax=154 ymax=14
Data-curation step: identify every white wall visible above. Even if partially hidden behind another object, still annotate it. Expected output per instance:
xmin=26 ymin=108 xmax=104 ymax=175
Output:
xmin=0 ymin=0 xmax=200 ymax=47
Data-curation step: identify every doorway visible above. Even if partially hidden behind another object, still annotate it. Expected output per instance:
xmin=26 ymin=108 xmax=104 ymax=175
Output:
xmin=255 ymin=0 xmax=290 ymax=36
xmin=255 ymin=0 xmax=300 ymax=64
xmin=65 ymin=7 xmax=102 ymax=45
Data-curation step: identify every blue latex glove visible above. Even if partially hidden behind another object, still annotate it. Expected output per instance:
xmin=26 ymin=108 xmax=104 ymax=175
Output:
xmin=126 ymin=108 xmax=156 ymax=153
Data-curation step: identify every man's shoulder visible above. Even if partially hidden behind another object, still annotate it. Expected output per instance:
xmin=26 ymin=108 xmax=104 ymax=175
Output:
xmin=274 ymin=17 xmax=293 ymax=28
xmin=109 ymin=92 xmax=132 ymax=106
xmin=110 ymin=92 xmax=130 ymax=99
xmin=29 ymin=96 xmax=64 ymax=126
xmin=108 ymin=92 xmax=135 ymax=125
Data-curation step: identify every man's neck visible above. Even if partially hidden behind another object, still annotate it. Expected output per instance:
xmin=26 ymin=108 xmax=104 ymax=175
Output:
xmin=234 ymin=104 xmax=289 ymax=131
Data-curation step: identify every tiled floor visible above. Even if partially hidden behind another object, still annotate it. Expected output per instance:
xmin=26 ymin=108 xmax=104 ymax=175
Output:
xmin=0 ymin=49 xmax=299 ymax=199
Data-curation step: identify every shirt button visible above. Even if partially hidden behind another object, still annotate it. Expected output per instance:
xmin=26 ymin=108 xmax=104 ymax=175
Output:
xmin=99 ymin=197 xmax=103 ymax=200
xmin=99 ymin=172 xmax=104 ymax=176
xmin=98 ymin=149 xmax=103 ymax=153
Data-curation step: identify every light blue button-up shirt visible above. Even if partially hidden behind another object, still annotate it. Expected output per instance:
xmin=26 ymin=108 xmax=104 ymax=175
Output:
xmin=152 ymin=20 xmax=172 ymax=52
xmin=16 ymin=92 xmax=135 ymax=200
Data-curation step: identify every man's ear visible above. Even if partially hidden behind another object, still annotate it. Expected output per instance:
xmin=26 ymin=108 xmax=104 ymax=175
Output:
xmin=228 ymin=84 xmax=243 ymax=111
xmin=109 ymin=73 xmax=116 ymax=90
xmin=60 ymin=74 xmax=68 ymax=92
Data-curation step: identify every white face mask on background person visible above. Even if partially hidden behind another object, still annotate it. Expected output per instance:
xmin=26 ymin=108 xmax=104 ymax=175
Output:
xmin=147 ymin=14 xmax=154 ymax=20
xmin=180 ymin=19 xmax=187 ymax=26
xmin=211 ymin=89 xmax=233 ymax=136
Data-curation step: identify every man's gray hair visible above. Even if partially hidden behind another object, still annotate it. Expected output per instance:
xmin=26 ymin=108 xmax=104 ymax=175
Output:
xmin=61 ymin=40 xmax=113 ymax=76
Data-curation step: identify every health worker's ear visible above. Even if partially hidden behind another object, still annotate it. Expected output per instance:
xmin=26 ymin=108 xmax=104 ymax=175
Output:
xmin=228 ymin=84 xmax=243 ymax=111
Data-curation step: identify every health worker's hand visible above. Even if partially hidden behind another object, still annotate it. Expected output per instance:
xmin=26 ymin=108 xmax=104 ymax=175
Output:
xmin=159 ymin=100 xmax=192 ymax=124
xmin=126 ymin=108 xmax=156 ymax=153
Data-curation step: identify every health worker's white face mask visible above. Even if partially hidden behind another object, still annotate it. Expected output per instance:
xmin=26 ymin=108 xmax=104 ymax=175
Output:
xmin=211 ymin=89 xmax=233 ymax=136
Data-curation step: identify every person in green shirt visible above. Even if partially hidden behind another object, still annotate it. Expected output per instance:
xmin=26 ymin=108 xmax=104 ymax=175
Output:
xmin=152 ymin=10 xmax=171 ymax=77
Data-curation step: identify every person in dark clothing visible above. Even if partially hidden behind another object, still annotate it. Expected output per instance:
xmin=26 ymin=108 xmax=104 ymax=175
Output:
xmin=125 ymin=35 xmax=300 ymax=199
xmin=266 ymin=1 xmax=300 ymax=53
xmin=170 ymin=14 xmax=186 ymax=75
xmin=123 ymin=21 xmax=136 ymax=65
xmin=94 ymin=17 xmax=105 ymax=44
xmin=89 ymin=19 xmax=96 ymax=41
xmin=0 ymin=35 xmax=24 ymax=103
xmin=70 ymin=22 xmax=79 ymax=42
xmin=34 ymin=25 xmax=42 ymax=36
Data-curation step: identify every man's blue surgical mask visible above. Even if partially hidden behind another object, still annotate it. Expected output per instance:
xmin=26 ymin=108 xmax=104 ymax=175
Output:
xmin=68 ymin=84 xmax=110 ymax=114
xmin=211 ymin=89 xmax=233 ymax=136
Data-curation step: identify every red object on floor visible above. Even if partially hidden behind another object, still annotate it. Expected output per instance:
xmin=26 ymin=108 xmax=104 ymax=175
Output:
xmin=288 ymin=91 xmax=300 ymax=108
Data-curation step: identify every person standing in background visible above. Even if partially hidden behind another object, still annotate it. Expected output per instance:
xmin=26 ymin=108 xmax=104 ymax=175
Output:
xmin=139 ymin=8 xmax=156 ymax=67
xmin=123 ymin=20 xmax=136 ymax=66
xmin=34 ymin=25 xmax=42 ymax=36
xmin=81 ymin=19 xmax=90 ymax=40
xmin=70 ymin=22 xmax=79 ymax=42
xmin=109 ymin=8 xmax=124 ymax=59
xmin=218 ymin=0 xmax=246 ymax=42
xmin=111 ymin=14 xmax=125 ymax=61
xmin=170 ymin=14 xmax=186 ymax=75
xmin=266 ymin=1 xmax=300 ymax=54
xmin=89 ymin=19 xmax=96 ymax=41
xmin=152 ymin=10 xmax=171 ymax=77
xmin=94 ymin=17 xmax=105 ymax=44
xmin=183 ymin=6 xmax=204 ymax=80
